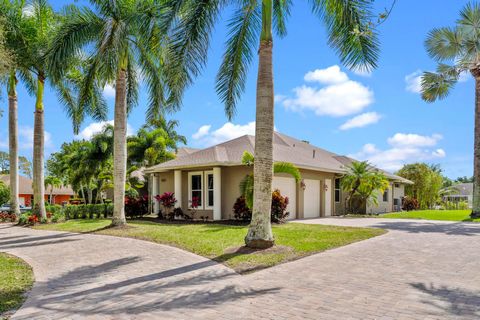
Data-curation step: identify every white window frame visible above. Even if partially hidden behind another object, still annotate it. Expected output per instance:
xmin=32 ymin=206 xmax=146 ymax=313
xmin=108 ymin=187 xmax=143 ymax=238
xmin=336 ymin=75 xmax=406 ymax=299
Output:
xmin=188 ymin=171 xmax=204 ymax=210
xmin=334 ymin=178 xmax=341 ymax=203
xmin=204 ymin=171 xmax=214 ymax=210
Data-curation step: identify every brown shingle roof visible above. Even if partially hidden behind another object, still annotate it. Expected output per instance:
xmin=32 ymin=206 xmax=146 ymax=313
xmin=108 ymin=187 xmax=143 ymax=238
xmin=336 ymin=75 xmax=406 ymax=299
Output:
xmin=145 ymin=132 xmax=413 ymax=184
xmin=0 ymin=175 xmax=75 ymax=195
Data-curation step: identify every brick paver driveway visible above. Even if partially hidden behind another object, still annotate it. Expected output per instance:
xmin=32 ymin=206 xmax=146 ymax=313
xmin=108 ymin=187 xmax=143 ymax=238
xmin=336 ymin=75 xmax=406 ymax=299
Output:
xmin=1 ymin=218 xmax=479 ymax=320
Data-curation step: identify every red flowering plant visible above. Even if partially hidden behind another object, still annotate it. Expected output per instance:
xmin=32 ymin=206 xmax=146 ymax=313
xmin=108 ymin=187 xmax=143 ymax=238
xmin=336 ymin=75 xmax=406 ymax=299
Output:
xmin=155 ymin=192 xmax=177 ymax=219
xmin=188 ymin=196 xmax=200 ymax=220
xmin=0 ymin=212 xmax=17 ymax=223
xmin=27 ymin=214 xmax=40 ymax=225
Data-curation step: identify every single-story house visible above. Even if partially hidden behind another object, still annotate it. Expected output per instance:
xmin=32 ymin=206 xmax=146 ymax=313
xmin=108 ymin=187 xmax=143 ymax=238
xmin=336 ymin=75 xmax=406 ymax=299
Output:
xmin=442 ymin=182 xmax=473 ymax=208
xmin=0 ymin=175 xmax=75 ymax=206
xmin=145 ymin=133 xmax=413 ymax=220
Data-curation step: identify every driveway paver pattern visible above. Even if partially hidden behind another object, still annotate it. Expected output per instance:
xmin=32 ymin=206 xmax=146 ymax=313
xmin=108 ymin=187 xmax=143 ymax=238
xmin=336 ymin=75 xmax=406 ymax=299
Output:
xmin=1 ymin=218 xmax=479 ymax=320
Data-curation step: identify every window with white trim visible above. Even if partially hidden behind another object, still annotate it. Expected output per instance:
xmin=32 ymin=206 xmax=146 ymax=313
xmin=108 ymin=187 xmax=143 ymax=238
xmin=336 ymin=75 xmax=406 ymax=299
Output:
xmin=334 ymin=178 xmax=341 ymax=203
xmin=205 ymin=171 xmax=214 ymax=209
xmin=188 ymin=172 xmax=203 ymax=209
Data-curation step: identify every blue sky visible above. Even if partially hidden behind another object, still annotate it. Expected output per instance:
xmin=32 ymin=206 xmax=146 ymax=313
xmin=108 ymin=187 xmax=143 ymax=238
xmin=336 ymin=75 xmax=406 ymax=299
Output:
xmin=0 ymin=0 xmax=473 ymax=178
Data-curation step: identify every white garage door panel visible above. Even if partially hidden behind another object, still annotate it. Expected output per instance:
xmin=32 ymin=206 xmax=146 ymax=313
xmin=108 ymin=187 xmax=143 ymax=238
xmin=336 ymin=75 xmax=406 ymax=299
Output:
xmin=273 ymin=177 xmax=296 ymax=219
xmin=304 ymin=179 xmax=320 ymax=218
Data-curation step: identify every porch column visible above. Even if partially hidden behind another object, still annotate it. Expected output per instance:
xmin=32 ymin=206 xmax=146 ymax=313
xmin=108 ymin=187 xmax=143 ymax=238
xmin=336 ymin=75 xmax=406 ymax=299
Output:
xmin=174 ymin=170 xmax=182 ymax=208
xmin=152 ymin=174 xmax=159 ymax=214
xmin=213 ymin=167 xmax=222 ymax=220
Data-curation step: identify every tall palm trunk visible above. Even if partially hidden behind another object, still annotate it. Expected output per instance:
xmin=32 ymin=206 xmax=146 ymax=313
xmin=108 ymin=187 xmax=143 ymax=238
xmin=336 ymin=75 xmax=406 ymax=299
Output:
xmin=472 ymin=73 xmax=480 ymax=218
xmin=111 ymin=60 xmax=128 ymax=226
xmin=245 ymin=0 xmax=274 ymax=249
xmin=33 ymin=74 xmax=46 ymax=218
xmin=8 ymin=72 xmax=20 ymax=215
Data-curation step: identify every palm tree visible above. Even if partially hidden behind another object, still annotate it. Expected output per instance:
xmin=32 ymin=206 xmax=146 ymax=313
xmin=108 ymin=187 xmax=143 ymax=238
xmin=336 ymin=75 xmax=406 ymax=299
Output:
xmin=420 ymin=2 xmax=480 ymax=218
xmin=44 ymin=175 xmax=62 ymax=204
xmin=1 ymin=0 xmax=37 ymax=216
xmin=239 ymin=151 xmax=301 ymax=210
xmin=166 ymin=0 xmax=383 ymax=248
xmin=340 ymin=161 xmax=389 ymax=214
xmin=128 ymin=119 xmax=186 ymax=167
xmin=49 ymin=1 xmax=181 ymax=226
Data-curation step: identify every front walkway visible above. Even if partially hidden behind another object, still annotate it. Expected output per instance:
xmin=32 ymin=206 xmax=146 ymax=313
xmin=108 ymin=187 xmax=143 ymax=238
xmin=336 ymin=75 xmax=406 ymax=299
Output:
xmin=1 ymin=218 xmax=479 ymax=320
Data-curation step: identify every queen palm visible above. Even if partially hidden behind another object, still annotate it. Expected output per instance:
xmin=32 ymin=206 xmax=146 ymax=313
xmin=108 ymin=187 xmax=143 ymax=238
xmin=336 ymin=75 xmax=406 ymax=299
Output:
xmin=421 ymin=2 xmax=480 ymax=218
xmin=167 ymin=0 xmax=382 ymax=248
xmin=49 ymin=0 xmax=179 ymax=226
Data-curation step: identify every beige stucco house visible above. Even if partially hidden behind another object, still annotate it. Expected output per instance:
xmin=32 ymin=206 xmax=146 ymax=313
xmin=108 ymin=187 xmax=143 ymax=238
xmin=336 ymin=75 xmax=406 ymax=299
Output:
xmin=145 ymin=132 xmax=412 ymax=220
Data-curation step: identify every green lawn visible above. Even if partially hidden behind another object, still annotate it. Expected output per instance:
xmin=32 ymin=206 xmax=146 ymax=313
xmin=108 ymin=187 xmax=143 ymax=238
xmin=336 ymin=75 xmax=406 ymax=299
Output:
xmin=35 ymin=220 xmax=385 ymax=273
xmin=381 ymin=210 xmax=480 ymax=222
xmin=0 ymin=253 xmax=34 ymax=317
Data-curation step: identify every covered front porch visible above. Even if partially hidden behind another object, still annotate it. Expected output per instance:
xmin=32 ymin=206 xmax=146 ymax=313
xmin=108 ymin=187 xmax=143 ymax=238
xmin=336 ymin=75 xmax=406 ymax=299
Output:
xmin=148 ymin=167 xmax=223 ymax=220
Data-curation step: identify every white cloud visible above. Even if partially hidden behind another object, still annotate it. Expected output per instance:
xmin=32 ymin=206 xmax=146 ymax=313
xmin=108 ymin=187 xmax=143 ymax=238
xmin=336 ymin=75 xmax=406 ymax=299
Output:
xmin=304 ymin=65 xmax=349 ymax=84
xmin=75 ymin=120 xmax=134 ymax=140
xmin=103 ymin=84 xmax=115 ymax=98
xmin=281 ymin=65 xmax=374 ymax=117
xmin=349 ymin=132 xmax=446 ymax=172
xmin=387 ymin=133 xmax=442 ymax=147
xmin=192 ymin=125 xmax=211 ymax=140
xmin=339 ymin=112 xmax=382 ymax=130
xmin=274 ymin=94 xmax=287 ymax=103
xmin=18 ymin=126 xmax=52 ymax=150
xmin=405 ymin=70 xmax=422 ymax=93
xmin=192 ymin=121 xmax=256 ymax=146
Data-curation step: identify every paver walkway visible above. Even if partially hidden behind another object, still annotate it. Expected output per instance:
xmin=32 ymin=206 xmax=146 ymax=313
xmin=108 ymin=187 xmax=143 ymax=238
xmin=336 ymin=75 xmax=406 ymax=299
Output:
xmin=0 ymin=218 xmax=479 ymax=320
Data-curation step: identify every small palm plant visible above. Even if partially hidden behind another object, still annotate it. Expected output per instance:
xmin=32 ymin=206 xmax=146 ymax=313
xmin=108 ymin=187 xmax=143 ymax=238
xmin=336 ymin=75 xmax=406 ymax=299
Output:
xmin=340 ymin=161 xmax=389 ymax=214
xmin=420 ymin=2 xmax=480 ymax=218
xmin=239 ymin=151 xmax=301 ymax=210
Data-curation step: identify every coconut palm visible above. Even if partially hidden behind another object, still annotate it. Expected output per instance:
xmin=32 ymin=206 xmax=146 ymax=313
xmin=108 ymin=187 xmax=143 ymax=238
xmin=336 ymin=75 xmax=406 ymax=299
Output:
xmin=48 ymin=1 xmax=181 ymax=226
xmin=239 ymin=151 xmax=301 ymax=210
xmin=166 ymin=0 xmax=383 ymax=248
xmin=420 ymin=2 xmax=480 ymax=218
xmin=340 ymin=161 xmax=389 ymax=214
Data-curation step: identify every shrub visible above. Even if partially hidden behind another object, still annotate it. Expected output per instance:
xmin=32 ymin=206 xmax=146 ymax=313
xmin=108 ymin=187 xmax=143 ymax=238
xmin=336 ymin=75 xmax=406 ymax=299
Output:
xmin=233 ymin=197 xmax=251 ymax=221
xmin=125 ymin=196 xmax=148 ymax=219
xmin=27 ymin=214 xmax=39 ymax=225
xmin=155 ymin=192 xmax=177 ymax=219
xmin=271 ymin=189 xmax=289 ymax=223
xmin=0 ymin=212 xmax=17 ymax=223
xmin=402 ymin=196 xmax=419 ymax=211
xmin=233 ymin=189 xmax=290 ymax=223
xmin=18 ymin=213 xmax=29 ymax=225
xmin=64 ymin=204 xmax=113 ymax=220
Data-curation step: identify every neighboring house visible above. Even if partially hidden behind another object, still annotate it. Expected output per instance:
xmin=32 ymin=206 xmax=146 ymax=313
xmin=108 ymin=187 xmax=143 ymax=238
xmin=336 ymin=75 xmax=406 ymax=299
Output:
xmin=442 ymin=183 xmax=473 ymax=208
xmin=145 ymin=133 xmax=413 ymax=220
xmin=0 ymin=175 xmax=75 ymax=206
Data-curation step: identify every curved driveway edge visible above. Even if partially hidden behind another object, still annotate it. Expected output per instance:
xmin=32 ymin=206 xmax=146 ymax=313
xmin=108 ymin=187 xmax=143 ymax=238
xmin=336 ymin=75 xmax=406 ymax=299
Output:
xmin=1 ymin=219 xmax=479 ymax=319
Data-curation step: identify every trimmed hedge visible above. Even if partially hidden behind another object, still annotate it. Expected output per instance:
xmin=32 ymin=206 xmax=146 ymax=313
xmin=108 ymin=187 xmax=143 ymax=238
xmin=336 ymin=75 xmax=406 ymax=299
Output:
xmin=64 ymin=204 xmax=113 ymax=220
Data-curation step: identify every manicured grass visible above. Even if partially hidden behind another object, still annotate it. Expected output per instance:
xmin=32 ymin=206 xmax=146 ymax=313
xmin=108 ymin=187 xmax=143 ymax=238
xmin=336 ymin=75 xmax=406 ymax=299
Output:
xmin=35 ymin=219 xmax=385 ymax=273
xmin=381 ymin=210 xmax=480 ymax=222
xmin=0 ymin=253 xmax=34 ymax=317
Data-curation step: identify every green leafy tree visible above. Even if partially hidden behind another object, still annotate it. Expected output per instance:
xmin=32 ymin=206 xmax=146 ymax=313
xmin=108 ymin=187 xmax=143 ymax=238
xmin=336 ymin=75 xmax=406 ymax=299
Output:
xmin=0 ymin=18 xmax=12 ymax=78
xmin=239 ymin=151 xmax=301 ymax=210
xmin=44 ymin=175 xmax=62 ymax=204
xmin=128 ymin=118 xmax=186 ymax=167
xmin=167 ymin=0 xmax=388 ymax=248
xmin=49 ymin=0 xmax=181 ymax=226
xmin=420 ymin=2 xmax=480 ymax=217
xmin=340 ymin=161 xmax=390 ymax=214
xmin=396 ymin=163 xmax=443 ymax=210
xmin=0 ymin=151 xmax=9 ymax=173
xmin=0 ymin=180 xmax=10 ymax=205
xmin=18 ymin=156 xmax=32 ymax=178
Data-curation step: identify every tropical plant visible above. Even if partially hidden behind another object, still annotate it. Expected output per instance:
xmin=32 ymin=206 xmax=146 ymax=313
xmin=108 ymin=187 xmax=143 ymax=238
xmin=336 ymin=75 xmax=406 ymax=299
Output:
xmin=127 ymin=118 xmax=186 ymax=167
xmin=44 ymin=175 xmax=62 ymax=204
xmin=420 ymin=2 xmax=480 ymax=217
xmin=396 ymin=163 xmax=443 ymax=210
xmin=0 ymin=0 xmax=37 ymax=216
xmin=166 ymin=0 xmax=389 ymax=248
xmin=155 ymin=192 xmax=177 ymax=219
xmin=49 ymin=0 xmax=183 ymax=226
xmin=0 ymin=18 xmax=12 ymax=77
xmin=341 ymin=161 xmax=390 ymax=214
xmin=239 ymin=151 xmax=301 ymax=210
xmin=0 ymin=180 xmax=10 ymax=205
xmin=233 ymin=189 xmax=290 ymax=223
